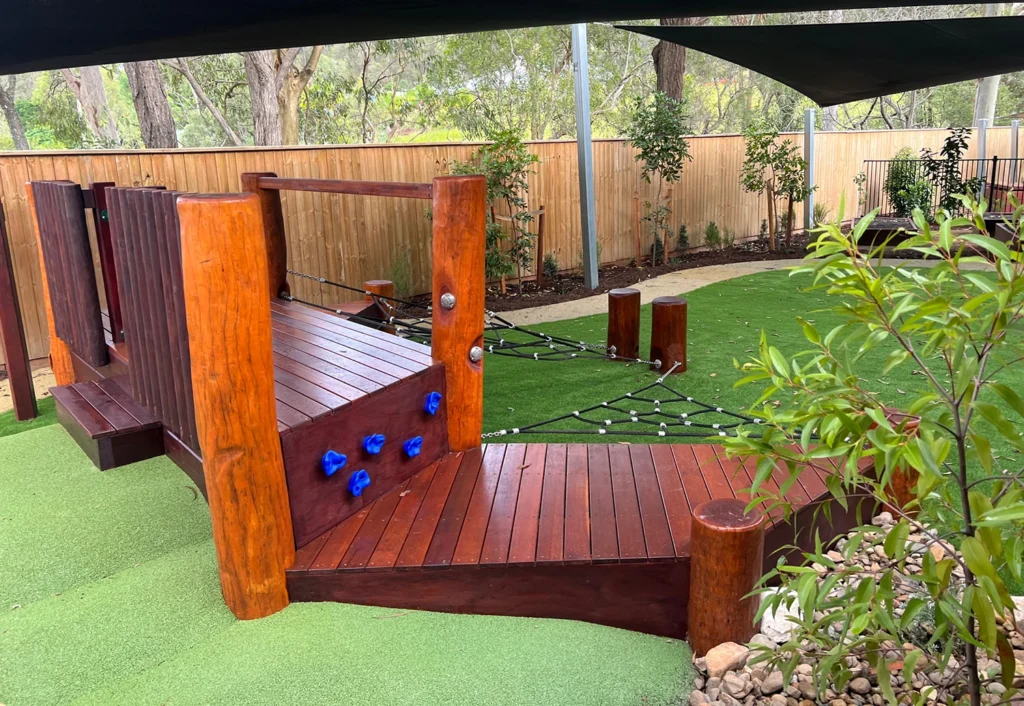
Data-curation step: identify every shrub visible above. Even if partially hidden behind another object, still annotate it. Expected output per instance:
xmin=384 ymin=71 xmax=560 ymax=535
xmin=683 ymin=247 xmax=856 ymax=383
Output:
xmin=724 ymin=196 xmax=1024 ymax=706
xmin=722 ymin=228 xmax=735 ymax=249
xmin=813 ymin=200 xmax=832 ymax=225
xmin=759 ymin=219 xmax=769 ymax=242
xmin=386 ymin=250 xmax=414 ymax=298
xmin=921 ymin=127 xmax=982 ymax=215
xmin=740 ymin=121 xmax=814 ymax=251
xmin=884 ymin=146 xmax=921 ymax=217
xmin=678 ymin=224 xmax=689 ymax=251
xmin=704 ymin=220 xmax=721 ymax=249
xmin=542 ymin=252 xmax=559 ymax=281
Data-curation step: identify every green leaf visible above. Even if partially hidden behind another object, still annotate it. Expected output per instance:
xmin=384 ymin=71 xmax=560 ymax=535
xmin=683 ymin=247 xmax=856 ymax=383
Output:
xmin=973 ymin=588 xmax=997 ymax=650
xmin=902 ymin=649 xmax=923 ymax=685
xmin=883 ymin=520 xmax=910 ymax=562
xmin=997 ymin=632 xmax=1016 ymax=689
xmin=961 ymin=537 xmax=998 ymax=582
xmin=992 ymin=383 xmax=1024 ymax=419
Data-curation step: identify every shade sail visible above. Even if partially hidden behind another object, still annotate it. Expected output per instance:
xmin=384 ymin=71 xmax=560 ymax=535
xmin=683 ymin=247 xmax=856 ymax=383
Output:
xmin=621 ymin=16 xmax=1024 ymax=107
xmin=0 ymin=0 xmax=977 ymax=75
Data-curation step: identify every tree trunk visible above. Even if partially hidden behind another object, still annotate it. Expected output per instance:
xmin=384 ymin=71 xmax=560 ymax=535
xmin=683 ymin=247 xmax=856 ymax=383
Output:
xmin=125 ymin=61 xmax=177 ymax=148
xmin=973 ymin=4 xmax=1005 ymax=126
xmin=766 ymin=182 xmax=776 ymax=252
xmin=243 ymin=51 xmax=282 ymax=146
xmin=0 ymin=77 xmax=29 ymax=150
xmin=652 ymin=17 xmax=706 ymax=102
xmin=786 ymin=196 xmax=795 ymax=247
xmin=278 ymin=47 xmax=323 ymax=145
xmin=163 ymin=58 xmax=244 ymax=146
xmin=61 ymin=66 xmax=120 ymax=145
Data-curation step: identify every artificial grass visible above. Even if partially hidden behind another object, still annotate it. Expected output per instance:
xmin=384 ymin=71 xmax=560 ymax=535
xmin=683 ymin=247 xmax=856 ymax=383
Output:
xmin=0 ymin=394 xmax=57 ymax=438
xmin=0 ymin=425 xmax=692 ymax=706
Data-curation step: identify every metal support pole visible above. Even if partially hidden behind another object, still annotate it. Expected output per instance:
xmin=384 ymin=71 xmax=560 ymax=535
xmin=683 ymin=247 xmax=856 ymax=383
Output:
xmin=977 ymin=118 xmax=989 ymax=200
xmin=1011 ymin=120 xmax=1020 ymax=185
xmin=572 ymin=23 xmax=599 ymax=290
xmin=804 ymin=108 xmax=816 ymax=229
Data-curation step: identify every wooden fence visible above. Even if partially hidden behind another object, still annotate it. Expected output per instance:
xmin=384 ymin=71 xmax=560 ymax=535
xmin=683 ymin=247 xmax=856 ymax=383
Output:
xmin=0 ymin=126 xmax=1018 ymax=364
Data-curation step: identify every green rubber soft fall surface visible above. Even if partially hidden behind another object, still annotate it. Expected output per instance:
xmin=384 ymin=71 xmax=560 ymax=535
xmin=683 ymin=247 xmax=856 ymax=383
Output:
xmin=0 ymin=424 xmax=691 ymax=706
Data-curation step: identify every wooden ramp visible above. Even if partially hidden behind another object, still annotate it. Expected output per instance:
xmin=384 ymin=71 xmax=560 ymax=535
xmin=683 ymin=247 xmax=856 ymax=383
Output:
xmin=286 ymin=443 xmax=862 ymax=638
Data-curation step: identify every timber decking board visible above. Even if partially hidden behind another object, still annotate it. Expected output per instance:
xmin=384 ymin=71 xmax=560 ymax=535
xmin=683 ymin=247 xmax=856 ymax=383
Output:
xmin=287 ymin=443 xmax=862 ymax=639
xmin=291 ymin=443 xmax=831 ymax=574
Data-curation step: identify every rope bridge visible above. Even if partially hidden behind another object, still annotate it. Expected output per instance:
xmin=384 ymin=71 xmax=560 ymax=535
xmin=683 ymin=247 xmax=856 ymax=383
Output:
xmin=284 ymin=270 xmax=661 ymax=366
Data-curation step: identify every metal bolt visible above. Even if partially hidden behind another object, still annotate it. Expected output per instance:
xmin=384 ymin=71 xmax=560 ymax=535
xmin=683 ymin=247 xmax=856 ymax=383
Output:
xmin=469 ymin=346 xmax=484 ymax=363
xmin=440 ymin=293 xmax=456 ymax=310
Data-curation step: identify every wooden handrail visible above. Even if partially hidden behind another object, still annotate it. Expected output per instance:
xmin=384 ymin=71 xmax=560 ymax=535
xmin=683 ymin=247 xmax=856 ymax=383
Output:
xmin=256 ymin=176 xmax=432 ymax=200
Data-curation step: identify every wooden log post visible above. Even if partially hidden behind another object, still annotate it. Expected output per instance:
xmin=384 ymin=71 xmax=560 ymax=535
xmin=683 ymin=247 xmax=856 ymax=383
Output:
xmin=431 ymin=175 xmax=486 ymax=452
xmin=26 ymin=183 xmax=75 ymax=386
xmin=177 ymin=193 xmax=294 ymax=620
xmin=0 ymin=202 xmax=37 ymax=420
xmin=365 ymin=278 xmax=397 ymax=333
xmin=649 ymin=296 xmax=687 ymax=374
xmin=688 ymin=498 xmax=766 ymax=657
xmin=240 ymin=172 xmax=289 ymax=298
xmin=607 ymin=288 xmax=640 ymax=362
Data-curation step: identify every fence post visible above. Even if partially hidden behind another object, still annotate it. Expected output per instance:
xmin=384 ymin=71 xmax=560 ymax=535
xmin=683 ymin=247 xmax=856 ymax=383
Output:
xmin=0 ymin=203 xmax=36 ymax=420
xmin=177 ymin=193 xmax=294 ymax=620
xmin=804 ymin=108 xmax=816 ymax=230
xmin=571 ymin=23 xmax=599 ymax=290
xmin=240 ymin=172 xmax=289 ymax=298
xmin=26 ymin=183 xmax=75 ymax=386
xmin=431 ymin=175 xmax=486 ymax=452
xmin=1011 ymin=120 xmax=1020 ymax=185
xmin=977 ymin=119 xmax=989 ymax=200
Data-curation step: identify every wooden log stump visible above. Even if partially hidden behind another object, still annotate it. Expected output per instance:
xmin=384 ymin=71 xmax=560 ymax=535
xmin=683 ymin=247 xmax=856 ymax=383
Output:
xmin=607 ymin=288 xmax=640 ymax=362
xmin=649 ymin=296 xmax=687 ymax=374
xmin=688 ymin=498 xmax=765 ymax=657
xmin=365 ymin=279 xmax=397 ymax=333
xmin=431 ymin=175 xmax=486 ymax=452
xmin=177 ymin=193 xmax=294 ymax=620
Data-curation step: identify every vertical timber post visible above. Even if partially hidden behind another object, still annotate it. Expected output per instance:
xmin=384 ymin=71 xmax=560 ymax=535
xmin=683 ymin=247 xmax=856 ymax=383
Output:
xmin=688 ymin=498 xmax=765 ymax=657
xmin=89 ymin=183 xmax=123 ymax=342
xmin=0 ymin=203 xmax=37 ymax=420
xmin=26 ymin=183 xmax=75 ymax=386
xmin=432 ymin=175 xmax=486 ymax=452
xmin=607 ymin=288 xmax=640 ymax=362
xmin=804 ymin=108 xmax=816 ymax=231
xmin=177 ymin=193 xmax=294 ymax=620
xmin=240 ymin=172 xmax=289 ymax=298
xmin=572 ymin=23 xmax=599 ymax=290
xmin=649 ymin=296 xmax=687 ymax=374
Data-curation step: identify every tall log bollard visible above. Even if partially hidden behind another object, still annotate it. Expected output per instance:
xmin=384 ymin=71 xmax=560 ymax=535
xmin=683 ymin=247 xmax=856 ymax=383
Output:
xmin=178 ymin=193 xmax=295 ymax=620
xmin=607 ymin=288 xmax=640 ymax=362
xmin=431 ymin=175 xmax=486 ymax=452
xmin=688 ymin=498 xmax=765 ymax=657
xmin=650 ymin=296 xmax=687 ymax=373
xmin=365 ymin=279 xmax=397 ymax=334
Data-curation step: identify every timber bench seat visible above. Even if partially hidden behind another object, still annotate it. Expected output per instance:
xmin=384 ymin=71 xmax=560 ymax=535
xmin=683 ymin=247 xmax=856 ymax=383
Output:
xmin=51 ymin=379 xmax=164 ymax=470
xmin=285 ymin=442 xmax=863 ymax=638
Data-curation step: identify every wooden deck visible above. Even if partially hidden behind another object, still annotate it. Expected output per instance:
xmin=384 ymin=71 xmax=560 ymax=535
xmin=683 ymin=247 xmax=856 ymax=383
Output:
xmin=286 ymin=443 xmax=863 ymax=638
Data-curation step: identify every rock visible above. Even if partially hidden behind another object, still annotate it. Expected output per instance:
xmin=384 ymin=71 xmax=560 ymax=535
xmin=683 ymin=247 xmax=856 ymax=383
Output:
xmin=770 ymin=695 xmax=788 ymax=706
xmin=928 ymin=544 xmax=945 ymax=561
xmin=706 ymin=677 xmax=722 ymax=692
xmin=749 ymin=633 xmax=777 ymax=649
xmin=849 ymin=677 xmax=872 ymax=695
xmin=1014 ymin=596 xmax=1024 ymax=626
xmin=722 ymin=673 xmax=750 ymax=698
xmin=705 ymin=643 xmax=750 ymax=679
xmin=695 ymin=657 xmax=708 ymax=673
xmin=872 ymin=512 xmax=893 ymax=526
xmin=689 ymin=691 xmax=709 ymax=706
xmin=920 ymin=685 xmax=937 ymax=702
xmin=761 ymin=589 xmax=800 ymax=644
xmin=761 ymin=670 xmax=785 ymax=695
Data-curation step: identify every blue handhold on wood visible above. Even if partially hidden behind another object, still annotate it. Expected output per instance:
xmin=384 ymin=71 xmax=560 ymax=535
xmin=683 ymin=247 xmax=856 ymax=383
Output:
xmin=403 ymin=436 xmax=424 ymax=458
xmin=363 ymin=433 xmax=386 ymax=454
xmin=424 ymin=391 xmax=442 ymax=416
xmin=348 ymin=470 xmax=371 ymax=496
xmin=321 ymin=450 xmax=347 ymax=477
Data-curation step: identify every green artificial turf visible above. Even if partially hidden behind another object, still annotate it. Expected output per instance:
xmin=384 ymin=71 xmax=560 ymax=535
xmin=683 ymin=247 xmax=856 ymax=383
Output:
xmin=0 ymin=425 xmax=691 ymax=706
xmin=0 ymin=394 xmax=57 ymax=438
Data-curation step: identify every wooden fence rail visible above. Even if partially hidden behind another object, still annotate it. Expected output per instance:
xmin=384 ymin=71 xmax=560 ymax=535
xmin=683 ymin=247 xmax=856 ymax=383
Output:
xmin=0 ymin=127 xmax=1017 ymax=365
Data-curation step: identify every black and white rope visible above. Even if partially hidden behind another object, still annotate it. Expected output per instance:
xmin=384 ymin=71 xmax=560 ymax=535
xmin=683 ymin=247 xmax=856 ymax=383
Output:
xmin=481 ymin=363 xmax=763 ymax=440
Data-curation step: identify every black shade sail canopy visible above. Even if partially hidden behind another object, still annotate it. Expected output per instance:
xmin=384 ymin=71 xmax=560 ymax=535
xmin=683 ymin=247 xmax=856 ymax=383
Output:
xmin=0 ymin=0 xmax=980 ymax=75
xmin=621 ymin=15 xmax=1024 ymax=107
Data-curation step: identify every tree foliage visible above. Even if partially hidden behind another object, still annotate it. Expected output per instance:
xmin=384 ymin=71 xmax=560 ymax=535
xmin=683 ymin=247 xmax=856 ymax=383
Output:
xmin=725 ymin=195 xmax=1024 ymax=706
xmin=740 ymin=122 xmax=812 ymax=250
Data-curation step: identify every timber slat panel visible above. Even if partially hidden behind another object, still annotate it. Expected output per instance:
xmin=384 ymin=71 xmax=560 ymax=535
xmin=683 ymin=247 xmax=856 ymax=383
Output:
xmin=394 ymin=452 xmax=463 ymax=568
xmin=608 ymin=444 xmax=647 ymax=561
xmin=339 ymin=480 xmax=410 ymax=571
xmin=367 ymin=460 xmax=440 ymax=570
xmin=422 ymin=448 xmax=484 ymax=568
xmin=507 ymin=444 xmax=547 ymax=565
xmin=562 ymin=444 xmax=591 ymax=563
xmin=587 ymin=444 xmax=619 ymax=562
xmin=479 ymin=444 xmax=528 ymax=566
xmin=536 ymin=444 xmax=567 ymax=564
xmin=629 ymin=445 xmax=675 ymax=560
xmin=650 ymin=444 xmax=692 ymax=555
xmin=451 ymin=444 xmax=506 ymax=566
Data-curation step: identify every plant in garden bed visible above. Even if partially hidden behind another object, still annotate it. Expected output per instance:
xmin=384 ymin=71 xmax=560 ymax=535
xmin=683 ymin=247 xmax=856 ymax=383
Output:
xmin=723 ymin=195 xmax=1024 ymax=706
xmin=885 ymin=146 xmax=933 ymax=219
xmin=741 ymin=122 xmax=814 ymax=251
xmin=452 ymin=129 xmax=539 ymax=290
xmin=627 ymin=91 xmax=691 ymax=266
xmin=922 ymin=128 xmax=983 ymax=217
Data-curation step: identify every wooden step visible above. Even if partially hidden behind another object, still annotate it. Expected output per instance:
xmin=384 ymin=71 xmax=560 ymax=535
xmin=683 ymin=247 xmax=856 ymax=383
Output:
xmin=51 ymin=379 xmax=164 ymax=470
xmin=286 ymin=443 xmax=864 ymax=638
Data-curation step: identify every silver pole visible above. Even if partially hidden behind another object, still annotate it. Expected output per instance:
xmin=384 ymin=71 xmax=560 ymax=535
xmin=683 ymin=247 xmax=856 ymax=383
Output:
xmin=977 ymin=118 xmax=989 ymax=200
xmin=571 ymin=23 xmax=599 ymax=290
xmin=804 ymin=108 xmax=816 ymax=229
xmin=1011 ymin=119 xmax=1020 ymax=184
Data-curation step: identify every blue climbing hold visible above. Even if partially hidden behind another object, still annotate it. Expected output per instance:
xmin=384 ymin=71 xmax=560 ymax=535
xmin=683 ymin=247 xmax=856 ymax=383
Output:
xmin=348 ymin=470 xmax=371 ymax=496
xmin=424 ymin=391 xmax=443 ymax=415
xmin=403 ymin=436 xmax=424 ymax=458
xmin=363 ymin=433 xmax=386 ymax=455
xmin=321 ymin=450 xmax=347 ymax=477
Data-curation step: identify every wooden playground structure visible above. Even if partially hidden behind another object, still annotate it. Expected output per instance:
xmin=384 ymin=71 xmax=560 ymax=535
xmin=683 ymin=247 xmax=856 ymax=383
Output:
xmin=0 ymin=171 xmax=865 ymax=649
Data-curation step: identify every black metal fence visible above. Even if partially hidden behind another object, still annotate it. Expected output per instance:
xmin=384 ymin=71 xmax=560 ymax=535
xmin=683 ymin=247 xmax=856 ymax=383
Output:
xmin=862 ymin=156 xmax=1024 ymax=218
